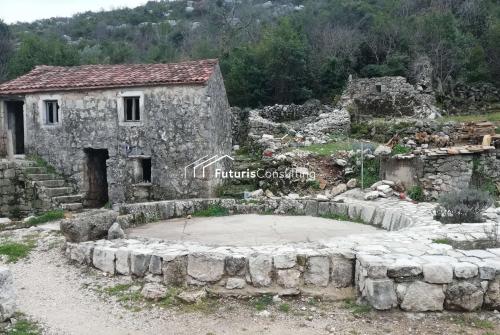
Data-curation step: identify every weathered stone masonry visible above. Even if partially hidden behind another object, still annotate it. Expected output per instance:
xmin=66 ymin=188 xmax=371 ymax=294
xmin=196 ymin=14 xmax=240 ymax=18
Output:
xmin=1 ymin=61 xmax=232 ymax=205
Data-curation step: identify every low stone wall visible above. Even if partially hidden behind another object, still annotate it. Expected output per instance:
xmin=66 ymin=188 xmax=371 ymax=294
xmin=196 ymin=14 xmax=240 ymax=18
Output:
xmin=64 ymin=195 xmax=500 ymax=312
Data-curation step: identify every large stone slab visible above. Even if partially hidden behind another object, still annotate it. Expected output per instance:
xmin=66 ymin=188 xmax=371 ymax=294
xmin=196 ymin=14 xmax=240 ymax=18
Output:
xmin=364 ymin=278 xmax=397 ymax=310
xmin=60 ymin=210 xmax=118 ymax=242
xmin=445 ymin=281 xmax=483 ymax=311
xmin=423 ymin=263 xmax=453 ymax=284
xmin=400 ymin=281 xmax=444 ymax=312
xmin=248 ymin=254 xmax=273 ymax=287
xmin=187 ymin=253 xmax=225 ymax=283
xmin=304 ymin=256 xmax=330 ymax=287
xmin=92 ymin=245 xmax=116 ymax=274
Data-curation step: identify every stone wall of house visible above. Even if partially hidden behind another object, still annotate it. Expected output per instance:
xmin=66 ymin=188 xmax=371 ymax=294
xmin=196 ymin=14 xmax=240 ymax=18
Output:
xmin=0 ymin=130 xmax=7 ymax=158
xmin=340 ymin=76 xmax=440 ymax=119
xmin=22 ymin=65 xmax=231 ymax=204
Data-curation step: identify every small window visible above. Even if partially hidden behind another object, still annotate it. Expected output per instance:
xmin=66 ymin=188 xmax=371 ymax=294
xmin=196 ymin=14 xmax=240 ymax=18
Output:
xmin=124 ymin=97 xmax=140 ymax=121
xmin=142 ymin=158 xmax=151 ymax=183
xmin=375 ymin=84 xmax=383 ymax=93
xmin=45 ymin=100 xmax=59 ymax=124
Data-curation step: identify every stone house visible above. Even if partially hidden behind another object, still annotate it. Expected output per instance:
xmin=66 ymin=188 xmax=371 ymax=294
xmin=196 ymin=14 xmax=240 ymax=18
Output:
xmin=0 ymin=59 xmax=231 ymax=206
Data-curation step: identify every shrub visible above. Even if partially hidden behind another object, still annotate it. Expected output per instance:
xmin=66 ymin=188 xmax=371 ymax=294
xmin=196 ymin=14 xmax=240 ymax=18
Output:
xmin=391 ymin=144 xmax=412 ymax=155
xmin=435 ymin=188 xmax=492 ymax=223
xmin=407 ymin=186 xmax=424 ymax=202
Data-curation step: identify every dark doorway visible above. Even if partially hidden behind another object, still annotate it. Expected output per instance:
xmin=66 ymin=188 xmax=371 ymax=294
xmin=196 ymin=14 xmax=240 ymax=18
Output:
xmin=6 ymin=101 xmax=24 ymax=154
xmin=84 ymin=148 xmax=109 ymax=207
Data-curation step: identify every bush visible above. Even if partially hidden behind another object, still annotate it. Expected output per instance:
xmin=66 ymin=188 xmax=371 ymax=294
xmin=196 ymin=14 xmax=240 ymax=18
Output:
xmin=192 ymin=204 xmax=228 ymax=217
xmin=435 ymin=188 xmax=493 ymax=223
xmin=391 ymin=144 xmax=412 ymax=155
xmin=407 ymin=186 xmax=424 ymax=202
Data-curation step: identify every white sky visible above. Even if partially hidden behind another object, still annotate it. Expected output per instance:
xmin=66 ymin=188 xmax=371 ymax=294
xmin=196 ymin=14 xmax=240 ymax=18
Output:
xmin=0 ymin=0 xmax=150 ymax=24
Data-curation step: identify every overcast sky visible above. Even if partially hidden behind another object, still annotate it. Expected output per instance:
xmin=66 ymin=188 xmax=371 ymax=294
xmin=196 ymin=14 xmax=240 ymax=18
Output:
xmin=1 ymin=0 xmax=150 ymax=24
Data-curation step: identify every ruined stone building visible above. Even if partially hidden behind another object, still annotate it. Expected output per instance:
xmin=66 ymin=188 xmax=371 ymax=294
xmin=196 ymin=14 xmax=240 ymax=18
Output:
xmin=0 ymin=59 xmax=231 ymax=208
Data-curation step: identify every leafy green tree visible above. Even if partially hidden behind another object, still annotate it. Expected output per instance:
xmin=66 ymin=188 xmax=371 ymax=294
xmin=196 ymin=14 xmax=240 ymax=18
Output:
xmin=8 ymin=34 xmax=79 ymax=78
xmin=0 ymin=20 xmax=13 ymax=82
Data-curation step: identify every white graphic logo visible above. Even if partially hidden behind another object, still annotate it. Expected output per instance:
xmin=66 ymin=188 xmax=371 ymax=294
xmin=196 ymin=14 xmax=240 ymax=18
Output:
xmin=184 ymin=154 xmax=234 ymax=178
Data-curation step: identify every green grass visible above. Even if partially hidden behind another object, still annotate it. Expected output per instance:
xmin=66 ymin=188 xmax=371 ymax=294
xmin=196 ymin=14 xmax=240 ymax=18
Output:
xmin=0 ymin=241 xmax=35 ymax=262
xmin=407 ymin=186 xmax=424 ymax=202
xmin=432 ymin=238 xmax=452 ymax=245
xmin=278 ymin=303 xmax=290 ymax=313
xmin=6 ymin=319 xmax=40 ymax=335
xmin=302 ymin=139 xmax=355 ymax=156
xmin=26 ymin=154 xmax=57 ymax=174
xmin=356 ymin=159 xmax=380 ymax=189
xmin=26 ymin=210 xmax=65 ymax=226
xmin=391 ymin=144 xmax=412 ymax=155
xmin=342 ymin=299 xmax=371 ymax=315
xmin=192 ymin=204 xmax=229 ymax=217
xmin=253 ymin=294 xmax=273 ymax=311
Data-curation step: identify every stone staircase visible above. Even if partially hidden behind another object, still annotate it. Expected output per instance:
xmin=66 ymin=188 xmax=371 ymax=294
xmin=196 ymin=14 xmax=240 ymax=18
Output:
xmin=17 ymin=158 xmax=84 ymax=212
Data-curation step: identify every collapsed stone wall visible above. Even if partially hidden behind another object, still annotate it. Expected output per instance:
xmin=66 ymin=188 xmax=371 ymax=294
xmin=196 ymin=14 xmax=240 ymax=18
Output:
xmin=441 ymin=82 xmax=500 ymax=115
xmin=340 ymin=76 xmax=440 ymax=119
xmin=231 ymin=101 xmax=350 ymax=146
xmin=380 ymin=148 xmax=500 ymax=200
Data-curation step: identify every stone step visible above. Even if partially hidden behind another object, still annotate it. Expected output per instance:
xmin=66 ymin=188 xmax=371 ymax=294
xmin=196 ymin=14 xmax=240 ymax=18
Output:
xmin=27 ymin=174 xmax=60 ymax=181
xmin=53 ymin=194 xmax=83 ymax=204
xmin=21 ymin=166 xmax=46 ymax=174
xmin=43 ymin=187 xmax=73 ymax=197
xmin=60 ymin=202 xmax=83 ymax=211
xmin=34 ymin=179 xmax=66 ymax=188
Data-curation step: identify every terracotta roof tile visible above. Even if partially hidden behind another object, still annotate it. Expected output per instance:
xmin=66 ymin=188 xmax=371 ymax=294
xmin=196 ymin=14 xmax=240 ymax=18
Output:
xmin=0 ymin=59 xmax=218 ymax=94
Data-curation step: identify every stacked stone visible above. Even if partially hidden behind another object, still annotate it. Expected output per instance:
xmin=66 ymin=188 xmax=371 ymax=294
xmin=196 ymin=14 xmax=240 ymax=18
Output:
xmin=67 ymin=239 xmax=356 ymax=295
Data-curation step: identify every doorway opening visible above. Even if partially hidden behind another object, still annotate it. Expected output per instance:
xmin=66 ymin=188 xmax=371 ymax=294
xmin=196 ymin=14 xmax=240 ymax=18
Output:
xmin=5 ymin=100 xmax=24 ymax=154
xmin=84 ymin=148 xmax=109 ymax=207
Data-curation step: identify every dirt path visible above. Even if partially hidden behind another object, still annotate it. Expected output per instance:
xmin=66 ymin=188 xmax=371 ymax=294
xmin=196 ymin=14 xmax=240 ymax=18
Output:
xmin=5 ymin=230 xmax=500 ymax=335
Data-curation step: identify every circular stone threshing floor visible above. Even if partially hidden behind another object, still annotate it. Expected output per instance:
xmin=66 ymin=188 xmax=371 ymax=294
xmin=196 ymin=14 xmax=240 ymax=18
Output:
xmin=126 ymin=214 xmax=379 ymax=247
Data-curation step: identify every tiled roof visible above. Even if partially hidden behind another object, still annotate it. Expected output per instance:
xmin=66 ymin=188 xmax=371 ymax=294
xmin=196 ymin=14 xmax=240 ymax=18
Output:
xmin=0 ymin=59 xmax=218 ymax=94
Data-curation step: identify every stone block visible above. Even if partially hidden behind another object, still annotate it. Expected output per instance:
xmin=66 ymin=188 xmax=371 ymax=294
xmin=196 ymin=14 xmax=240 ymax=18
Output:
xmin=364 ymin=278 xmax=397 ymax=310
xmin=226 ymin=278 xmax=246 ymax=290
xmin=423 ymin=263 xmax=453 ymax=284
xmin=330 ymin=256 xmax=354 ymax=288
xmin=276 ymin=269 xmax=301 ymax=288
xmin=248 ymin=254 xmax=273 ymax=287
xmin=92 ymin=246 xmax=115 ymax=274
xmin=187 ymin=253 xmax=225 ymax=283
xmin=273 ymin=253 xmax=296 ymax=269
xmin=387 ymin=259 xmax=422 ymax=278
xmin=115 ymin=248 xmax=131 ymax=275
xmin=149 ymin=255 xmax=163 ymax=275
xmin=445 ymin=281 xmax=483 ymax=311
xmin=454 ymin=262 xmax=478 ymax=279
xmin=162 ymin=255 xmax=187 ymax=286
xmin=130 ymin=250 xmax=152 ymax=277
xmin=225 ymin=255 xmax=246 ymax=276
xmin=400 ymin=281 xmax=444 ymax=312
xmin=304 ymin=256 xmax=330 ymax=287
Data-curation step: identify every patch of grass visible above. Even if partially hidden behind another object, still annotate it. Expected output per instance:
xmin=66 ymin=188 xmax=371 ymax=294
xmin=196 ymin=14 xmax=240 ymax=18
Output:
xmin=391 ymin=144 xmax=412 ymax=155
xmin=6 ymin=319 xmax=41 ymax=335
xmin=253 ymin=294 xmax=273 ymax=311
xmin=342 ymin=299 xmax=371 ymax=315
xmin=278 ymin=303 xmax=290 ymax=313
xmin=306 ymin=179 xmax=321 ymax=190
xmin=103 ymin=283 xmax=142 ymax=304
xmin=192 ymin=204 xmax=229 ymax=217
xmin=354 ymin=158 xmax=380 ymax=189
xmin=432 ymin=238 xmax=452 ymax=245
xmin=0 ymin=241 xmax=35 ymax=262
xmin=180 ymin=298 xmax=219 ymax=314
xmin=407 ymin=185 xmax=424 ymax=202
xmin=26 ymin=210 xmax=65 ymax=226
xmin=303 ymin=139 xmax=355 ymax=156
xmin=26 ymin=154 xmax=57 ymax=174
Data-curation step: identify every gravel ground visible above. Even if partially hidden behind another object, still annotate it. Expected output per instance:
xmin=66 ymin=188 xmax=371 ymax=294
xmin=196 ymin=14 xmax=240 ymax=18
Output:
xmin=3 ymin=228 xmax=500 ymax=335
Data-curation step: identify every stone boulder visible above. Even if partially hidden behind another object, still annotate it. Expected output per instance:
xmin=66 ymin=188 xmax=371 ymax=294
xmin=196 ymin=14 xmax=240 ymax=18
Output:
xmin=107 ymin=222 xmax=125 ymax=240
xmin=0 ymin=267 xmax=16 ymax=321
xmin=399 ymin=281 xmax=444 ymax=312
xmin=60 ymin=210 xmax=118 ymax=242
xmin=445 ymin=281 xmax=483 ymax=311
xmin=141 ymin=283 xmax=168 ymax=301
